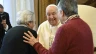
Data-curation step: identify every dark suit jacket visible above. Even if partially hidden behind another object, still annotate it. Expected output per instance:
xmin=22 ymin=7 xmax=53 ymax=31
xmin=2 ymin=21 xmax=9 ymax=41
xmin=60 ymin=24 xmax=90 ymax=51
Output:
xmin=0 ymin=12 xmax=12 ymax=49
xmin=0 ymin=24 xmax=5 ymax=48
xmin=0 ymin=26 xmax=38 ymax=54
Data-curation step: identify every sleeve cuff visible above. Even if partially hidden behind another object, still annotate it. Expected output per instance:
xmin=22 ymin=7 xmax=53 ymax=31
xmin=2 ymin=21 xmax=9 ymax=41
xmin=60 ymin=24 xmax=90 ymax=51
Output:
xmin=33 ymin=42 xmax=40 ymax=48
xmin=5 ymin=24 xmax=8 ymax=31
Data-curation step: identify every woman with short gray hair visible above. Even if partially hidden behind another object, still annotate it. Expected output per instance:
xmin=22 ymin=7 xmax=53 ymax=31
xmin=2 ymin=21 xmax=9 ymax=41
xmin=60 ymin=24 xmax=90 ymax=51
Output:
xmin=0 ymin=10 xmax=37 ymax=54
xmin=16 ymin=10 xmax=35 ymax=29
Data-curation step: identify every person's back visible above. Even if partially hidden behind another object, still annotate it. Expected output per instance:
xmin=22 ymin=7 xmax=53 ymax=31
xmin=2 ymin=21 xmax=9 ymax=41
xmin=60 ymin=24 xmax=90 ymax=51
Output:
xmin=0 ymin=26 xmax=37 ymax=54
xmin=60 ymin=18 xmax=93 ymax=54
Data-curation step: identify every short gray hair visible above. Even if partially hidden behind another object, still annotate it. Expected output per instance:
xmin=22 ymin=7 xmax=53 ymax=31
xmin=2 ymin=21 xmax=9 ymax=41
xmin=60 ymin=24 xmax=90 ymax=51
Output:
xmin=16 ymin=10 xmax=34 ymax=25
xmin=57 ymin=0 xmax=78 ymax=17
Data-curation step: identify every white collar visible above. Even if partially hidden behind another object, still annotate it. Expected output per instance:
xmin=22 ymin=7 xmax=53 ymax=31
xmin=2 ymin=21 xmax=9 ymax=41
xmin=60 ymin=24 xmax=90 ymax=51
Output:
xmin=17 ymin=24 xmax=27 ymax=27
xmin=64 ymin=14 xmax=79 ymax=24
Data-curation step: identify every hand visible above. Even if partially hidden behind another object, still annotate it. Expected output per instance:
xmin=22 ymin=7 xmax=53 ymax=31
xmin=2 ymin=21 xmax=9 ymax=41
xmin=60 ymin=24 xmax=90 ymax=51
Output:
xmin=23 ymin=31 xmax=39 ymax=46
xmin=1 ymin=19 xmax=7 ymax=28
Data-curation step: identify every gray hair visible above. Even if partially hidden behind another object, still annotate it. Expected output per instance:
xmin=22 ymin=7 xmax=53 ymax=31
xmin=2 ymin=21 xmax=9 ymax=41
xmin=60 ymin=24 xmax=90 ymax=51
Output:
xmin=57 ymin=0 xmax=78 ymax=17
xmin=16 ymin=10 xmax=34 ymax=25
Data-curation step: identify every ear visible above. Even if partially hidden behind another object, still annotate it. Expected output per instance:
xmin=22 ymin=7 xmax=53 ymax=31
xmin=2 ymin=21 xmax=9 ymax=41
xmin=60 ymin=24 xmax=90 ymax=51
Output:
xmin=25 ymin=22 xmax=29 ymax=26
xmin=60 ymin=10 xmax=64 ymax=17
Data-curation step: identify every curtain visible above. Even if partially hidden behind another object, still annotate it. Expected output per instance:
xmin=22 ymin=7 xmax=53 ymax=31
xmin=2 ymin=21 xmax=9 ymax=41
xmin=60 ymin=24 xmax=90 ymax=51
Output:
xmin=34 ymin=0 xmax=39 ymax=30
xmin=3 ymin=0 xmax=35 ymax=27
xmin=56 ymin=0 xmax=60 ymax=5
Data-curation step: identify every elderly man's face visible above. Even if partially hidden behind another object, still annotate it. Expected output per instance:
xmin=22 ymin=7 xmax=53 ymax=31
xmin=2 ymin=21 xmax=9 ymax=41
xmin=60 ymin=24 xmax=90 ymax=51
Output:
xmin=46 ymin=6 xmax=59 ymax=26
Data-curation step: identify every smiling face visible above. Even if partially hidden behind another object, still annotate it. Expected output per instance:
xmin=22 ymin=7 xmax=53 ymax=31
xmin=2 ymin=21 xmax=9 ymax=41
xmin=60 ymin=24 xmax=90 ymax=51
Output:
xmin=46 ymin=5 xmax=59 ymax=26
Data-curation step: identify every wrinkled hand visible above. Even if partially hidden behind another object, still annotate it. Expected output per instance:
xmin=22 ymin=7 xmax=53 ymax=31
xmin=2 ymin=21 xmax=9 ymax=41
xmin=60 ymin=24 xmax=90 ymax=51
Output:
xmin=23 ymin=31 xmax=39 ymax=46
